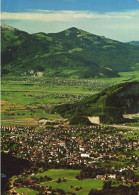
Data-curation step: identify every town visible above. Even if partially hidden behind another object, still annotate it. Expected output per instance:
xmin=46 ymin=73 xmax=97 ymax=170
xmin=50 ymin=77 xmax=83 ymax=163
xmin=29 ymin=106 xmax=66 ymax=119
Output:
xmin=1 ymin=124 xmax=139 ymax=181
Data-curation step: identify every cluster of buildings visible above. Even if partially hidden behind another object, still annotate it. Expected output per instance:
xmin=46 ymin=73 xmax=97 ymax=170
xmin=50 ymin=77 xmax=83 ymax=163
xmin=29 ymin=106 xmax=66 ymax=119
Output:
xmin=2 ymin=124 xmax=139 ymax=194
xmin=1 ymin=124 xmax=139 ymax=171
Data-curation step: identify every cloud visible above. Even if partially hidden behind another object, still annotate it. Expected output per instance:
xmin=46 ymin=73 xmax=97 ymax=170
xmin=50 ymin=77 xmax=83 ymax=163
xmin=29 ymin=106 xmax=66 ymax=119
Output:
xmin=2 ymin=9 xmax=139 ymax=42
xmin=2 ymin=10 xmax=139 ymax=22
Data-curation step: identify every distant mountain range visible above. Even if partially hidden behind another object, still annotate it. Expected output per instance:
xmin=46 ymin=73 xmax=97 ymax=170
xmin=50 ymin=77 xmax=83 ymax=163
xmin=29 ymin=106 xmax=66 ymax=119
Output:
xmin=54 ymin=82 xmax=139 ymax=124
xmin=1 ymin=24 xmax=139 ymax=78
xmin=127 ymin=41 xmax=139 ymax=47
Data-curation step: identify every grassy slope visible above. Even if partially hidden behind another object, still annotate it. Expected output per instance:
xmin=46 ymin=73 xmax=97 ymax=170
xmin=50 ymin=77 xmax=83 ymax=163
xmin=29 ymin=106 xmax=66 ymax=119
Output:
xmin=16 ymin=169 xmax=103 ymax=195
xmin=55 ymin=78 xmax=139 ymax=124
xmin=18 ymin=169 xmax=104 ymax=195
xmin=2 ymin=25 xmax=139 ymax=78
xmin=15 ymin=188 xmax=39 ymax=195
xmin=42 ymin=179 xmax=104 ymax=195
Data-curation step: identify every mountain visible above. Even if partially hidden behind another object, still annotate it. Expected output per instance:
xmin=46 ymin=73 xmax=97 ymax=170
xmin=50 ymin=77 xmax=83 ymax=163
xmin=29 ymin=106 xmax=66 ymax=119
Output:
xmin=127 ymin=41 xmax=139 ymax=47
xmin=54 ymin=82 xmax=139 ymax=124
xmin=1 ymin=24 xmax=139 ymax=78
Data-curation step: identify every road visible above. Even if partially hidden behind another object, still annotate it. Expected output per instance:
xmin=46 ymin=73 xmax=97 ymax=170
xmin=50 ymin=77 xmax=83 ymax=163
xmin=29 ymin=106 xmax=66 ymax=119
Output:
xmin=108 ymin=124 xmax=139 ymax=130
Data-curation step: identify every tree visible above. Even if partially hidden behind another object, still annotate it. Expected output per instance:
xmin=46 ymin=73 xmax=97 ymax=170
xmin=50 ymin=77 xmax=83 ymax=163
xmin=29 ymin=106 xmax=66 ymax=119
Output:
xmin=57 ymin=178 xmax=62 ymax=183
xmin=103 ymin=181 xmax=112 ymax=190
xmin=88 ymin=189 xmax=101 ymax=195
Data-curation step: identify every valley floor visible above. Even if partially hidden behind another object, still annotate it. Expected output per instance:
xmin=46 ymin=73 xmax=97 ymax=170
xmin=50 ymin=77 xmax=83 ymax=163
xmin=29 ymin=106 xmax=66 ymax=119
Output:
xmin=1 ymin=73 xmax=139 ymax=194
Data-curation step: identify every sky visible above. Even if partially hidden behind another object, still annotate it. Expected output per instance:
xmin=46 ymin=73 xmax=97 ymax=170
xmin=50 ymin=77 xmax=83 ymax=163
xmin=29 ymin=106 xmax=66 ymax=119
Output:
xmin=1 ymin=0 xmax=139 ymax=42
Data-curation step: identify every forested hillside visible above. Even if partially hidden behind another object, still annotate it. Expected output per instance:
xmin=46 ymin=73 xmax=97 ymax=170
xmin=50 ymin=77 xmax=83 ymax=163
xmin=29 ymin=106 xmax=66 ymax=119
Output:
xmin=2 ymin=24 xmax=139 ymax=78
xmin=54 ymin=82 xmax=139 ymax=124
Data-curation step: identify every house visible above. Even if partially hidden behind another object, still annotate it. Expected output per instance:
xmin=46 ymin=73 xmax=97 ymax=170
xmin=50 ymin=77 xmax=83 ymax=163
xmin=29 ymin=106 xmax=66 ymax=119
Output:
xmin=14 ymin=183 xmax=24 ymax=187
xmin=108 ymin=174 xmax=116 ymax=179
xmin=96 ymin=175 xmax=106 ymax=180
xmin=79 ymin=147 xmax=85 ymax=152
xmin=28 ymin=179 xmax=36 ymax=184
xmin=81 ymin=153 xmax=90 ymax=158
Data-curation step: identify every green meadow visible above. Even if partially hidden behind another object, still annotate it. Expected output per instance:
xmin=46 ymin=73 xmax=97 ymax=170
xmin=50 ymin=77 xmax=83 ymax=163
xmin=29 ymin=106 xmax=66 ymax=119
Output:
xmin=35 ymin=169 xmax=81 ymax=179
xmin=36 ymin=169 xmax=103 ymax=195
xmin=16 ymin=169 xmax=104 ymax=195
xmin=41 ymin=179 xmax=104 ymax=195
xmin=15 ymin=188 xmax=39 ymax=195
xmin=2 ymin=71 xmax=139 ymax=126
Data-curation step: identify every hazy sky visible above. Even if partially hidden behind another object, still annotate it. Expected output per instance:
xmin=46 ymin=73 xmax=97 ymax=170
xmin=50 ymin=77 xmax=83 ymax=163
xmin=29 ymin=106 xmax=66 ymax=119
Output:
xmin=1 ymin=0 xmax=139 ymax=42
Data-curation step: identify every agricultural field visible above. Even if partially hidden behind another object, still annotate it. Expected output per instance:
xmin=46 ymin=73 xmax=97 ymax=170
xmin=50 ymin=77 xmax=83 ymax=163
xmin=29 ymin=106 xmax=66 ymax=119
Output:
xmin=14 ymin=169 xmax=104 ymax=195
xmin=15 ymin=188 xmax=38 ymax=195
xmin=1 ymin=71 xmax=139 ymax=126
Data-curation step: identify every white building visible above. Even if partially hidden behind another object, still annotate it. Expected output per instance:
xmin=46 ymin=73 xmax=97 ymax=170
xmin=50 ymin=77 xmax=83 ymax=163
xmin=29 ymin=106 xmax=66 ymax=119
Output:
xmin=81 ymin=153 xmax=90 ymax=158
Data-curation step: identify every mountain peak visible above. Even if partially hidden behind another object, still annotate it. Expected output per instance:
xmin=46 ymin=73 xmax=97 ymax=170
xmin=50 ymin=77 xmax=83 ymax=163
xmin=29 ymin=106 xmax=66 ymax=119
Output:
xmin=67 ymin=27 xmax=80 ymax=31
xmin=2 ymin=25 xmax=139 ymax=78
xmin=1 ymin=24 xmax=16 ymax=31
xmin=62 ymin=27 xmax=91 ymax=37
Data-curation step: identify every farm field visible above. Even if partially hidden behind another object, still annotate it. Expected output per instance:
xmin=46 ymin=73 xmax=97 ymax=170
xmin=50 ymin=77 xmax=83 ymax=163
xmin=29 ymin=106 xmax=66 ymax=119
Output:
xmin=15 ymin=169 xmax=104 ymax=195
xmin=1 ymin=71 xmax=139 ymax=126
xmin=15 ymin=188 xmax=38 ymax=195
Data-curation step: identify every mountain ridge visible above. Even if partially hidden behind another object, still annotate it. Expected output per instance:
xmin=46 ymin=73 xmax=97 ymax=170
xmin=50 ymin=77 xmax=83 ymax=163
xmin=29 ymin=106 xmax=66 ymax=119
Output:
xmin=1 ymin=24 xmax=139 ymax=78
xmin=54 ymin=81 xmax=139 ymax=124
xmin=127 ymin=41 xmax=139 ymax=47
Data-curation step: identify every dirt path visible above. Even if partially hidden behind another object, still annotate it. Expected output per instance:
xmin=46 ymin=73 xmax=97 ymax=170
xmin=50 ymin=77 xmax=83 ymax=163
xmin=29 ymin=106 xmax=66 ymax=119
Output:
xmin=2 ymin=120 xmax=38 ymax=123
xmin=108 ymin=124 xmax=139 ymax=130
xmin=123 ymin=113 xmax=139 ymax=119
